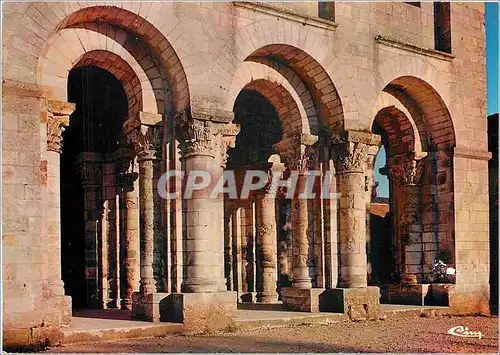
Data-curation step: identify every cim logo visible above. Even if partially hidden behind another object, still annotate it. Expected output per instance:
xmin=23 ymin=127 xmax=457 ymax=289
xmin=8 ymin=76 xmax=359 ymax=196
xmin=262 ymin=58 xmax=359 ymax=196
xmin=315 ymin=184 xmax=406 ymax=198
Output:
xmin=447 ymin=326 xmax=483 ymax=340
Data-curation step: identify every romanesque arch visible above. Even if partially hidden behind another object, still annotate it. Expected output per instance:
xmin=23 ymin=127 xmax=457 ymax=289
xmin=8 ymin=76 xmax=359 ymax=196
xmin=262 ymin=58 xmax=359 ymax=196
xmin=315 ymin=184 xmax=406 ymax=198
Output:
xmin=227 ymin=61 xmax=314 ymax=138
xmin=9 ymin=4 xmax=190 ymax=113
xmin=368 ymin=74 xmax=457 ymax=300
xmin=215 ymin=17 xmax=352 ymax=135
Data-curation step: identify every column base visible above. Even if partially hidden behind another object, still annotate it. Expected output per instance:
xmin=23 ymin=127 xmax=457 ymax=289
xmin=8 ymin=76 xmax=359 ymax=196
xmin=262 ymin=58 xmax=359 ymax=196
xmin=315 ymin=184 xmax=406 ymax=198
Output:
xmin=162 ymin=291 xmax=238 ymax=333
xmin=239 ymin=292 xmax=257 ymax=303
xmin=121 ymin=298 xmax=133 ymax=310
xmin=380 ymin=284 xmax=431 ymax=306
xmin=281 ymin=288 xmax=324 ymax=312
xmin=257 ymin=293 xmax=279 ymax=304
xmin=447 ymin=283 xmax=490 ymax=314
xmin=132 ymin=292 xmax=169 ymax=322
xmin=319 ymin=287 xmax=381 ymax=320
xmin=2 ymin=294 xmax=72 ymax=348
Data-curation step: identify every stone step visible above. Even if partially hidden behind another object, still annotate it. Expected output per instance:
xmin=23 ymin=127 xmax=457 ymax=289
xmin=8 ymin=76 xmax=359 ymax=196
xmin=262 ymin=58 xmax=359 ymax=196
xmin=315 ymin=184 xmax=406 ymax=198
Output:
xmin=59 ymin=306 xmax=452 ymax=345
xmin=238 ymin=302 xmax=285 ymax=311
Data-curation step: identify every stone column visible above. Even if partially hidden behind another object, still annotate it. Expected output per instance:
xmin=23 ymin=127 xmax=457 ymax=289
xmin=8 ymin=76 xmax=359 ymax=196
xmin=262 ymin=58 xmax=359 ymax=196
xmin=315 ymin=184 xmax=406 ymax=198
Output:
xmin=275 ymin=134 xmax=323 ymax=312
xmin=177 ymin=117 xmax=239 ymax=293
xmin=325 ymin=131 xmax=381 ymax=320
xmin=363 ymin=148 xmax=379 ymax=285
xmin=76 ymin=154 xmax=102 ymax=309
xmin=333 ymin=134 xmax=379 ymax=288
xmin=255 ymin=162 xmax=283 ymax=303
xmin=116 ymin=148 xmax=140 ymax=310
xmin=127 ymin=124 xmax=162 ymax=295
xmin=44 ymin=100 xmax=74 ymax=322
xmin=280 ymin=136 xmax=318 ymax=289
xmin=390 ymin=156 xmax=425 ymax=284
xmin=154 ymin=109 xmax=239 ymax=330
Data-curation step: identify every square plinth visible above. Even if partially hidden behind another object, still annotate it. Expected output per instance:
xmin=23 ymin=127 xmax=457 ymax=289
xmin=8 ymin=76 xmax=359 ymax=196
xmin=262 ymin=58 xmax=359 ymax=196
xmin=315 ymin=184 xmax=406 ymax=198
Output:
xmin=319 ymin=287 xmax=381 ymax=320
xmin=381 ymin=284 xmax=431 ymax=306
xmin=132 ymin=292 xmax=169 ymax=322
xmin=162 ymin=291 xmax=238 ymax=332
xmin=281 ymin=288 xmax=325 ymax=312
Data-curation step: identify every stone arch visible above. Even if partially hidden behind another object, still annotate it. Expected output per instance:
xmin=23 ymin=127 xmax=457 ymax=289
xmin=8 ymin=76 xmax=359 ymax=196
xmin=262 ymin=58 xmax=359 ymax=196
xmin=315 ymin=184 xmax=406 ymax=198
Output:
xmin=8 ymin=4 xmax=189 ymax=113
xmin=373 ymin=106 xmax=416 ymax=157
xmin=372 ymin=91 xmax=423 ymax=154
xmin=214 ymin=19 xmax=352 ymax=134
xmin=241 ymin=79 xmax=307 ymax=139
xmin=227 ymin=61 xmax=316 ymax=137
xmin=247 ymin=44 xmax=344 ymax=135
xmin=366 ymin=55 xmax=456 ymax=150
xmin=38 ymin=28 xmax=159 ymax=120
xmin=383 ymin=76 xmax=456 ymax=150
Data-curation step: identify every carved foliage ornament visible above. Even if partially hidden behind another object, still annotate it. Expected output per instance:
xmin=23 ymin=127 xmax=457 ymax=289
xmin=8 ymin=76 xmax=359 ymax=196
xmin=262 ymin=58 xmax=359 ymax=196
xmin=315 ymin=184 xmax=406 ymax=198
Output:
xmin=334 ymin=141 xmax=369 ymax=173
xmin=77 ymin=163 xmax=101 ymax=187
xmin=178 ymin=118 xmax=216 ymax=157
xmin=127 ymin=124 xmax=163 ymax=160
xmin=281 ymin=144 xmax=317 ymax=173
xmin=46 ymin=100 xmax=75 ymax=153
xmin=388 ymin=159 xmax=425 ymax=186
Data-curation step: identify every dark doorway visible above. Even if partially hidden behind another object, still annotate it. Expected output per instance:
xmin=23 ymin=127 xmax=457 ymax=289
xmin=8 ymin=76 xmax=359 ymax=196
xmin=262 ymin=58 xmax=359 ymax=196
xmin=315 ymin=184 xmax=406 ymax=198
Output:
xmin=228 ymin=90 xmax=283 ymax=168
xmin=61 ymin=66 xmax=128 ymax=309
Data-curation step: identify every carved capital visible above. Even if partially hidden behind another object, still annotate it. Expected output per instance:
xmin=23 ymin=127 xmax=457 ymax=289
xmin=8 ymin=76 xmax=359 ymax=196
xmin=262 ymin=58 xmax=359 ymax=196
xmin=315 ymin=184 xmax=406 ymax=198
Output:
xmin=274 ymin=134 xmax=318 ymax=173
xmin=76 ymin=163 xmax=101 ymax=187
xmin=115 ymin=148 xmax=138 ymax=187
xmin=388 ymin=158 xmax=425 ymax=187
xmin=176 ymin=116 xmax=217 ymax=157
xmin=46 ymin=100 xmax=75 ymax=153
xmin=332 ymin=141 xmax=370 ymax=173
xmin=217 ymin=123 xmax=240 ymax=168
xmin=126 ymin=124 xmax=162 ymax=161
xmin=331 ymin=131 xmax=380 ymax=174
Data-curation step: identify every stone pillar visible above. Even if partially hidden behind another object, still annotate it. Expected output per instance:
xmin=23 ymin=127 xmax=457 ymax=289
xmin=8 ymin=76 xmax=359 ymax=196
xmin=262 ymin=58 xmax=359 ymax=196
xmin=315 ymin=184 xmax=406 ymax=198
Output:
xmin=76 ymin=154 xmax=102 ymax=309
xmin=127 ymin=124 xmax=162 ymax=295
xmin=390 ymin=156 xmax=426 ymax=284
xmin=321 ymin=131 xmax=381 ymax=320
xmin=275 ymin=134 xmax=324 ymax=312
xmin=44 ymin=100 xmax=74 ymax=322
xmin=180 ymin=118 xmax=225 ymax=292
xmin=159 ymin=110 xmax=238 ymax=330
xmin=333 ymin=137 xmax=378 ymax=288
xmin=255 ymin=161 xmax=283 ymax=303
xmin=363 ymin=148 xmax=379 ymax=285
xmin=255 ymin=194 xmax=277 ymax=302
xmin=116 ymin=148 xmax=140 ymax=310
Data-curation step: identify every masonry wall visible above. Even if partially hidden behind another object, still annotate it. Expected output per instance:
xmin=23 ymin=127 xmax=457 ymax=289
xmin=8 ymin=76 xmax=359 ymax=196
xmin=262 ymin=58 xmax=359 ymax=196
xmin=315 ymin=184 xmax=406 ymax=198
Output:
xmin=2 ymin=1 xmax=489 ymax=346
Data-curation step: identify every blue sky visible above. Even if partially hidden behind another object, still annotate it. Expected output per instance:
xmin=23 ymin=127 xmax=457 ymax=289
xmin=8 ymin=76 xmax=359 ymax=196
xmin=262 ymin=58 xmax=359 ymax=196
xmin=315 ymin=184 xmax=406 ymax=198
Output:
xmin=375 ymin=3 xmax=499 ymax=198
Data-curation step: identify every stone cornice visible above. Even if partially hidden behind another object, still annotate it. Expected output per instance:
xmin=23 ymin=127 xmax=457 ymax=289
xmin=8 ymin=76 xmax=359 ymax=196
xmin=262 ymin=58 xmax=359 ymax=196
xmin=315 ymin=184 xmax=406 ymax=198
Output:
xmin=233 ymin=2 xmax=338 ymax=31
xmin=454 ymin=147 xmax=492 ymax=161
xmin=375 ymin=35 xmax=455 ymax=62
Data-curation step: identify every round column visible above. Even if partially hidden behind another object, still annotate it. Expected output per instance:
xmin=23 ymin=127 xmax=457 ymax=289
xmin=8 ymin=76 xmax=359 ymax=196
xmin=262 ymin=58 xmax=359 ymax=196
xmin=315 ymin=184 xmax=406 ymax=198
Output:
xmin=117 ymin=150 xmax=140 ymax=309
xmin=127 ymin=124 xmax=163 ymax=294
xmin=76 ymin=157 xmax=101 ymax=308
xmin=255 ymin=193 xmax=278 ymax=303
xmin=180 ymin=118 xmax=227 ymax=293
xmin=333 ymin=137 xmax=379 ymax=289
xmin=291 ymin=174 xmax=312 ymax=288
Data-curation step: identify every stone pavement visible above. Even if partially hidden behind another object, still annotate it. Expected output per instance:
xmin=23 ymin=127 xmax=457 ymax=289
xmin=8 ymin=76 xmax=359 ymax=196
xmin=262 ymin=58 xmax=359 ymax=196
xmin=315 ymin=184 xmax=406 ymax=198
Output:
xmin=59 ymin=304 xmax=451 ymax=345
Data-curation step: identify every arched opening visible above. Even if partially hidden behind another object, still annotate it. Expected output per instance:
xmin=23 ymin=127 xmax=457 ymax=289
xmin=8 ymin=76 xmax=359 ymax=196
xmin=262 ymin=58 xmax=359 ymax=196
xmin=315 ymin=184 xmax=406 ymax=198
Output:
xmin=228 ymin=90 xmax=283 ymax=168
xmin=368 ymin=145 xmax=392 ymax=286
xmin=225 ymin=89 xmax=289 ymax=303
xmin=62 ymin=66 xmax=129 ymax=309
xmin=369 ymin=76 xmax=456 ymax=306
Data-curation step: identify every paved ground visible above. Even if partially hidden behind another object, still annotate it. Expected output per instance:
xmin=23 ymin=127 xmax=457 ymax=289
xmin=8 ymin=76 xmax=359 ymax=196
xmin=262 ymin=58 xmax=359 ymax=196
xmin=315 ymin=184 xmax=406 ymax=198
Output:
xmin=46 ymin=315 xmax=498 ymax=353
